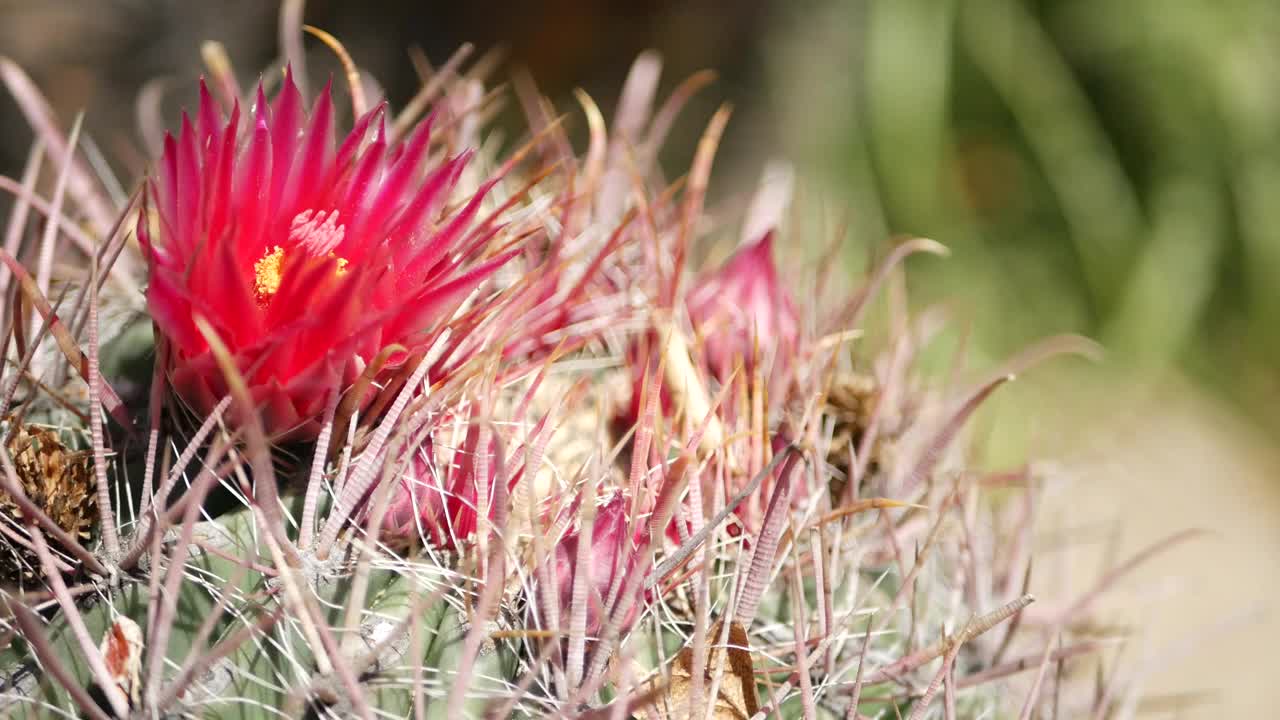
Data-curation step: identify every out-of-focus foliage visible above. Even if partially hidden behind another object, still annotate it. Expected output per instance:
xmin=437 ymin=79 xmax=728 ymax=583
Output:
xmin=769 ymin=0 xmax=1280 ymax=432
xmin=0 ymin=0 xmax=772 ymax=195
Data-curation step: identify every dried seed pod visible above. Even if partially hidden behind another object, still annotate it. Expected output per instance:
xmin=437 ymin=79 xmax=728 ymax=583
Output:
xmin=824 ymin=372 xmax=895 ymax=493
xmin=0 ymin=424 xmax=98 ymax=583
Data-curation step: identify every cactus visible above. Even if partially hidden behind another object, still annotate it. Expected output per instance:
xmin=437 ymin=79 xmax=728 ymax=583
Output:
xmin=0 ymin=10 xmax=1190 ymax=720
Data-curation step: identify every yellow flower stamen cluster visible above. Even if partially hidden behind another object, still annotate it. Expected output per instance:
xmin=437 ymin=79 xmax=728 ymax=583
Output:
xmin=253 ymin=245 xmax=286 ymax=307
xmin=252 ymin=245 xmax=349 ymax=308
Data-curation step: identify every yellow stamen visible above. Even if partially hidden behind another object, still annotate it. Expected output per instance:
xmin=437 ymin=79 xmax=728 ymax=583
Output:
xmin=253 ymin=245 xmax=285 ymax=306
xmin=253 ymin=245 xmax=351 ymax=309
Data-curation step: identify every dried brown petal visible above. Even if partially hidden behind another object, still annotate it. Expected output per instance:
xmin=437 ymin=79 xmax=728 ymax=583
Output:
xmin=824 ymin=372 xmax=897 ymax=494
xmin=648 ymin=620 xmax=760 ymax=720
xmin=99 ymin=616 xmax=144 ymax=708
xmin=0 ymin=423 xmax=98 ymax=583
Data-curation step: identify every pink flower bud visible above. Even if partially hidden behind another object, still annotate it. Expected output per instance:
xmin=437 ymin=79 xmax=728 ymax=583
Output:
xmin=373 ymin=420 xmax=514 ymax=551
xmin=552 ymin=493 xmax=639 ymax=638
xmin=686 ymin=231 xmax=800 ymax=386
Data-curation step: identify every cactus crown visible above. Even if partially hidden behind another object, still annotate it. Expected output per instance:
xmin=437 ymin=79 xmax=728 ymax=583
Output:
xmin=0 ymin=16 xmax=1168 ymax=720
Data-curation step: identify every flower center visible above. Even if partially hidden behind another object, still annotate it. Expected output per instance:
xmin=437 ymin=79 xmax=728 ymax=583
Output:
xmin=252 ymin=210 xmax=350 ymax=308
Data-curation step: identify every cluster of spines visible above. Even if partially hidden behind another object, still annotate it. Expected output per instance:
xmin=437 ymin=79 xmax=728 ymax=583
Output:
xmin=0 ymin=16 xmax=1197 ymax=720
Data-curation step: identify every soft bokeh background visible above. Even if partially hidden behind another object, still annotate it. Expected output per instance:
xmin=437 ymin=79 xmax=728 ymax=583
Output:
xmin=1 ymin=0 xmax=1277 ymax=715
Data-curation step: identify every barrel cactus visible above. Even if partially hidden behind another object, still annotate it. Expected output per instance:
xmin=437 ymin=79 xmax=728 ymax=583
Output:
xmin=0 ymin=11 xmax=1181 ymax=720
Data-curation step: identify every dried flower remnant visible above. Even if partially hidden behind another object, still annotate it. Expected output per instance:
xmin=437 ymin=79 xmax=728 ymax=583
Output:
xmin=98 ymin=617 xmax=144 ymax=708
xmin=648 ymin=620 xmax=760 ymax=720
xmin=822 ymin=370 xmax=902 ymax=491
xmin=139 ymin=70 xmax=516 ymax=439
xmin=0 ymin=423 xmax=97 ymax=584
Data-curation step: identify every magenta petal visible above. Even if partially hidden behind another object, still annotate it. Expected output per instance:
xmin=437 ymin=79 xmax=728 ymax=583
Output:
xmin=331 ymin=103 xmax=384 ymax=185
xmin=268 ymin=68 xmax=304 ymax=219
xmin=232 ymin=102 xmax=273 ymax=261
xmin=158 ymin=133 xmax=179 ymax=230
xmin=175 ymin=115 xmax=202 ymax=255
xmin=203 ymin=102 xmax=240 ymax=261
xmin=383 ymin=249 xmax=516 ymax=342
xmin=282 ymin=80 xmax=335 ymax=214
xmin=356 ymin=112 xmax=434 ymax=242
xmin=339 ymin=119 xmax=389 ymax=249
xmin=196 ymin=80 xmax=223 ymax=150
xmin=399 ymin=177 xmax=495 ymax=286
xmin=147 ymin=269 xmax=201 ymax=353
xmin=388 ymin=151 xmax=471 ymax=265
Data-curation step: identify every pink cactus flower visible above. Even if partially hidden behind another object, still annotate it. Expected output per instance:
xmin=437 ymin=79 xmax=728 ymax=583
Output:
xmin=613 ymin=231 xmax=798 ymax=435
xmin=375 ymin=420 xmax=518 ymax=551
xmin=139 ymin=71 xmax=514 ymax=439
xmin=552 ymin=493 xmax=639 ymax=638
xmin=686 ymin=230 xmax=800 ymax=386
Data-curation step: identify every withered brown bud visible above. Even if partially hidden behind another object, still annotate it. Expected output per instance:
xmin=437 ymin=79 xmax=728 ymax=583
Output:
xmin=0 ymin=424 xmax=98 ymax=584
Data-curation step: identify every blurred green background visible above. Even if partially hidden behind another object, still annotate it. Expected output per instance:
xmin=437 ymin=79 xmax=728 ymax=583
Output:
xmin=770 ymin=0 xmax=1280 ymax=433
